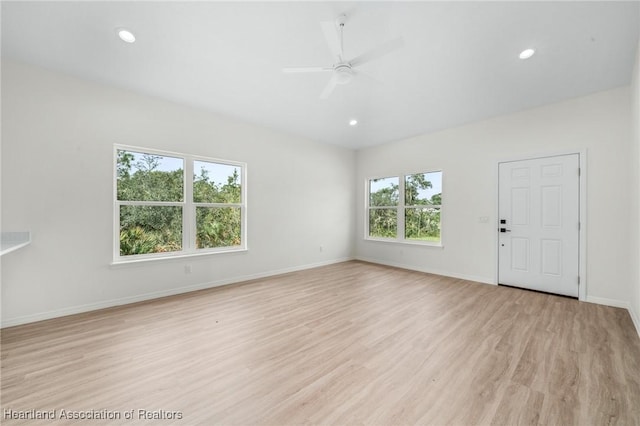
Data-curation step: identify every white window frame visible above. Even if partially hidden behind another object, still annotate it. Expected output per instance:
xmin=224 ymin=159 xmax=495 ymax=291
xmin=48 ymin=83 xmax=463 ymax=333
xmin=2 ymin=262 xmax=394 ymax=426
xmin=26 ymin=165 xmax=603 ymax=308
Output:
xmin=113 ymin=144 xmax=247 ymax=264
xmin=365 ymin=170 xmax=443 ymax=247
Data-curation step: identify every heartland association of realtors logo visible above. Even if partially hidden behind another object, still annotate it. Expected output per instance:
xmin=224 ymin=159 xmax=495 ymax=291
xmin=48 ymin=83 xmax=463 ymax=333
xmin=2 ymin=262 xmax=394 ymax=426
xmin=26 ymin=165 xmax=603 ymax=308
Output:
xmin=3 ymin=408 xmax=183 ymax=421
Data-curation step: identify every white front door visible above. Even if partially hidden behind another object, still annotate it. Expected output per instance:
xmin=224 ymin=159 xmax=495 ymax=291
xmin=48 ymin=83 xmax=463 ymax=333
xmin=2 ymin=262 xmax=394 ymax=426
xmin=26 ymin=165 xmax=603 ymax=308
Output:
xmin=498 ymin=154 xmax=580 ymax=297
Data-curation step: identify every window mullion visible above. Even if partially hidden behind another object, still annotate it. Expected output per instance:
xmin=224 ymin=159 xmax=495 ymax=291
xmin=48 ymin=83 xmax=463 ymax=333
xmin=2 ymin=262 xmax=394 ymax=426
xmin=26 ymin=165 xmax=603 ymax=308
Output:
xmin=117 ymin=201 xmax=183 ymax=207
xmin=398 ymin=176 xmax=405 ymax=240
xmin=184 ymin=157 xmax=194 ymax=251
xmin=193 ymin=202 xmax=243 ymax=208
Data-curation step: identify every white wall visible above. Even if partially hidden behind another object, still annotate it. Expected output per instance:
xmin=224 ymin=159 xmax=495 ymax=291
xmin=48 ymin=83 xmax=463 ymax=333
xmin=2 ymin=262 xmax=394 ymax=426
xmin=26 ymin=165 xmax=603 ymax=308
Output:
xmin=630 ymin=39 xmax=640 ymax=333
xmin=356 ymin=87 xmax=632 ymax=306
xmin=2 ymin=59 xmax=637 ymax=328
xmin=1 ymin=61 xmax=356 ymax=327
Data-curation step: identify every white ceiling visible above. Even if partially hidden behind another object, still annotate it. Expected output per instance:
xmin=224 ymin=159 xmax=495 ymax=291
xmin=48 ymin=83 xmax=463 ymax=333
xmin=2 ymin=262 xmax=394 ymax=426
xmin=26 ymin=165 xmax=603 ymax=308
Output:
xmin=2 ymin=1 xmax=639 ymax=149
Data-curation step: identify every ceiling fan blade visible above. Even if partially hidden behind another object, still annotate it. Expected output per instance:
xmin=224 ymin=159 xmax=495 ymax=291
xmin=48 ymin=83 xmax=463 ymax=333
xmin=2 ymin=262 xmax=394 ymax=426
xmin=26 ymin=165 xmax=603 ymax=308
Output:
xmin=320 ymin=74 xmax=338 ymax=100
xmin=349 ymin=37 xmax=404 ymax=67
xmin=282 ymin=67 xmax=333 ymax=73
xmin=353 ymin=69 xmax=382 ymax=85
xmin=320 ymin=21 xmax=343 ymax=62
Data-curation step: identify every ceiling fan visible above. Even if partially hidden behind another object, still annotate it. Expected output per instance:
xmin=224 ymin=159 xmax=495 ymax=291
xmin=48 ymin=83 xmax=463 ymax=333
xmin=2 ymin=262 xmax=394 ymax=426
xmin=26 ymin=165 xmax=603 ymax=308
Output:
xmin=283 ymin=14 xmax=404 ymax=99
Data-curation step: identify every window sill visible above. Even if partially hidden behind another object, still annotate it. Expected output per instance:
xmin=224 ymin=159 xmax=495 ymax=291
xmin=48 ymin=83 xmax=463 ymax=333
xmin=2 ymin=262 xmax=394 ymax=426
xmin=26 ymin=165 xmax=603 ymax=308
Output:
xmin=364 ymin=237 xmax=444 ymax=248
xmin=111 ymin=247 xmax=247 ymax=268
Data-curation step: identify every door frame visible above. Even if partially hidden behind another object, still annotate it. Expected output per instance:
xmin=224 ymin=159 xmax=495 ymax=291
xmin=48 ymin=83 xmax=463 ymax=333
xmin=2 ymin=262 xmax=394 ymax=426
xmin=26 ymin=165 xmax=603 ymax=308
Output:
xmin=495 ymin=150 xmax=587 ymax=301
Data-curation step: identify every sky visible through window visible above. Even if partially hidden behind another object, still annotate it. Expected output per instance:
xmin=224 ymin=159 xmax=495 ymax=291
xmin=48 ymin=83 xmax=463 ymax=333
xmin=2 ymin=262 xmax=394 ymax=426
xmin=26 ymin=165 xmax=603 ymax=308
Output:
xmin=124 ymin=151 xmax=240 ymax=188
xmin=370 ymin=172 xmax=442 ymax=202
xmin=194 ymin=161 xmax=240 ymax=188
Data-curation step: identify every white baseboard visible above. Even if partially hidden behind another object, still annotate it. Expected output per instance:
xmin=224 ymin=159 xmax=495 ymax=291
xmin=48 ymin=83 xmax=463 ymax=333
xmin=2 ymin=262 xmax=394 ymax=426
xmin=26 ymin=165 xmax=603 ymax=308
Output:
xmin=357 ymin=257 xmax=640 ymax=338
xmin=584 ymin=295 xmax=630 ymax=309
xmin=6 ymin=256 xmax=639 ymax=339
xmin=1 ymin=257 xmax=353 ymax=328
xmin=585 ymin=296 xmax=640 ymax=338
xmin=355 ymin=256 xmax=495 ymax=285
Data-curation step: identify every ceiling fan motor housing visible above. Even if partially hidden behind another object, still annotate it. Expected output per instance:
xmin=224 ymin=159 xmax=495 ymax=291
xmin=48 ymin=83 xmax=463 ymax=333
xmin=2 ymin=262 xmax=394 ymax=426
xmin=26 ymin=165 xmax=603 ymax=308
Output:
xmin=282 ymin=13 xmax=403 ymax=98
xmin=335 ymin=65 xmax=353 ymax=85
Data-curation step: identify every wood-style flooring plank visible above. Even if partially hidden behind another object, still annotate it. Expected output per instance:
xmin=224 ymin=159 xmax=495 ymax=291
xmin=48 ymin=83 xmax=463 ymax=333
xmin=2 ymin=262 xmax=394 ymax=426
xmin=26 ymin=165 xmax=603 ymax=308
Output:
xmin=1 ymin=260 xmax=639 ymax=425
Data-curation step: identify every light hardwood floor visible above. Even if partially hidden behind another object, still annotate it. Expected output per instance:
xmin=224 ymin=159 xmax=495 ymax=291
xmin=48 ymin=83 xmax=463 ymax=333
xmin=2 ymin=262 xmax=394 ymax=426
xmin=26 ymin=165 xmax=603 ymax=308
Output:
xmin=2 ymin=261 xmax=639 ymax=425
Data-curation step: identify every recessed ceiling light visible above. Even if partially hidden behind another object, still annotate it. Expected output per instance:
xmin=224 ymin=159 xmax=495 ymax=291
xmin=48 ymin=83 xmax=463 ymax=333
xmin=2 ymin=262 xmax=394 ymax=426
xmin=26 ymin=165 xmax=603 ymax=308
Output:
xmin=118 ymin=29 xmax=136 ymax=43
xmin=349 ymin=119 xmax=358 ymax=126
xmin=519 ymin=48 xmax=535 ymax=59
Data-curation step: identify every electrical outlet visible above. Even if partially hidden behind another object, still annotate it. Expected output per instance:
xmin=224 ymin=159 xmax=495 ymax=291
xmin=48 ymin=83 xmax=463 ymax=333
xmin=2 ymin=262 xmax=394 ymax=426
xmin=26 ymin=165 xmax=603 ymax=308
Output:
xmin=319 ymin=245 xmax=324 ymax=252
xmin=185 ymin=264 xmax=192 ymax=274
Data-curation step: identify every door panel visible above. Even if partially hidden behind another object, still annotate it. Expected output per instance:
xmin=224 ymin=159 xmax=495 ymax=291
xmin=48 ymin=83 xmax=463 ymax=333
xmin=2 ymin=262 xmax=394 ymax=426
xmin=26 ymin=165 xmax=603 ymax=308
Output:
xmin=511 ymin=238 xmax=530 ymax=272
xmin=541 ymin=186 xmax=562 ymax=227
xmin=511 ymin=188 xmax=530 ymax=225
xmin=541 ymin=239 xmax=561 ymax=276
xmin=498 ymin=154 xmax=579 ymax=297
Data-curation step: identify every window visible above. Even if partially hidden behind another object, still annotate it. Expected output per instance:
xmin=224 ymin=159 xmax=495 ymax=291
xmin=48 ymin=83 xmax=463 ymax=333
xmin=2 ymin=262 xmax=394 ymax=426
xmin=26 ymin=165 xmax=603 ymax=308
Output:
xmin=193 ymin=160 xmax=242 ymax=249
xmin=367 ymin=171 xmax=442 ymax=244
xmin=368 ymin=177 xmax=399 ymax=238
xmin=114 ymin=146 xmax=246 ymax=262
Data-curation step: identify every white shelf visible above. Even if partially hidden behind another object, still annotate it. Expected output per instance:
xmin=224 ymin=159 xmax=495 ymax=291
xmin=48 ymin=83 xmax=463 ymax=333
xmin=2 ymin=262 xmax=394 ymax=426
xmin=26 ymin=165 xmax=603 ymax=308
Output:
xmin=1 ymin=232 xmax=31 ymax=256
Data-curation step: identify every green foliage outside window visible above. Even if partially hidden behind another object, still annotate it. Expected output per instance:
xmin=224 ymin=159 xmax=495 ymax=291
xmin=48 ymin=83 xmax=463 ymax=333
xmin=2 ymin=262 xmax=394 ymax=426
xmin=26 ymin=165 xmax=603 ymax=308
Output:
xmin=369 ymin=172 xmax=442 ymax=242
xmin=119 ymin=206 xmax=183 ymax=254
xmin=405 ymin=208 xmax=440 ymax=241
xmin=117 ymin=150 xmax=242 ymax=256
xmin=369 ymin=177 xmax=399 ymax=239
xmin=193 ymin=164 xmax=242 ymax=249
xmin=196 ymin=207 xmax=241 ymax=249
xmin=404 ymin=173 xmax=441 ymax=242
xmin=369 ymin=208 xmax=397 ymax=238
